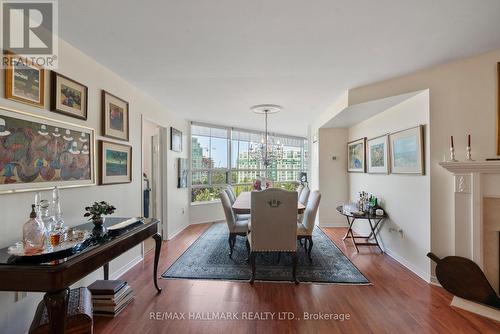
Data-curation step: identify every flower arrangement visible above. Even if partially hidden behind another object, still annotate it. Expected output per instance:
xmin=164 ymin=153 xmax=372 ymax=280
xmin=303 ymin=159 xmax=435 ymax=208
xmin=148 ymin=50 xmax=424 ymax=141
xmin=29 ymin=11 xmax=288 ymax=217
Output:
xmin=84 ymin=201 xmax=116 ymax=226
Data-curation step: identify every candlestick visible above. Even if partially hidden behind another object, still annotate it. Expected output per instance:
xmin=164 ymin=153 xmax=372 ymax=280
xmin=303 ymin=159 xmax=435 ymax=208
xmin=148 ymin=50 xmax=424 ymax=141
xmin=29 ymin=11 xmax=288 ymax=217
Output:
xmin=466 ymin=146 xmax=474 ymax=161
xmin=449 ymin=147 xmax=457 ymax=162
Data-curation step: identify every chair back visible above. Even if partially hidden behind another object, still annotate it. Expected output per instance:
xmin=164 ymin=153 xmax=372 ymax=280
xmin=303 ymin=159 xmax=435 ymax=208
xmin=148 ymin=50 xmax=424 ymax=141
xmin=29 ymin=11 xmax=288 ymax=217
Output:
xmin=220 ymin=191 xmax=236 ymax=231
xmin=301 ymin=190 xmax=321 ymax=234
xmin=250 ymin=188 xmax=297 ymax=252
xmin=299 ymin=186 xmax=310 ymax=205
xmin=225 ymin=188 xmax=236 ymax=205
xmin=296 ymin=184 xmax=304 ymax=197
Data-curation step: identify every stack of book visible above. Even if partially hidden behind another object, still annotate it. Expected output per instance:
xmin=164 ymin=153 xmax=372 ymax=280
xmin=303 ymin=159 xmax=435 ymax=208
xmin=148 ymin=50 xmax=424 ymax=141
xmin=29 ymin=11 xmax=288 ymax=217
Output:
xmin=88 ymin=280 xmax=134 ymax=317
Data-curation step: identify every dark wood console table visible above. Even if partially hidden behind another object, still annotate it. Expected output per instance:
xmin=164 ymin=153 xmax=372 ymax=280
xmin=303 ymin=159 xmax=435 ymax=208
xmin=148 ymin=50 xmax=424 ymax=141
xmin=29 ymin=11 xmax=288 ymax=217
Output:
xmin=0 ymin=217 xmax=162 ymax=334
xmin=336 ymin=206 xmax=386 ymax=253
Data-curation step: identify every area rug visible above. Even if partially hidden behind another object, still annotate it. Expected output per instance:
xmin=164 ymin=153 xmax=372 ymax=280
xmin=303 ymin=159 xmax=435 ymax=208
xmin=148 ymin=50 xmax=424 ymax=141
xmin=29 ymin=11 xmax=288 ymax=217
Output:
xmin=162 ymin=223 xmax=369 ymax=284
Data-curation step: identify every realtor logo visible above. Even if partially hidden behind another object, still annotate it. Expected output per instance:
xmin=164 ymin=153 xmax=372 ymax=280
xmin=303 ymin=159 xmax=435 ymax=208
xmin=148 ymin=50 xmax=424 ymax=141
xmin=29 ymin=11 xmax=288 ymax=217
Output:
xmin=1 ymin=0 xmax=58 ymax=69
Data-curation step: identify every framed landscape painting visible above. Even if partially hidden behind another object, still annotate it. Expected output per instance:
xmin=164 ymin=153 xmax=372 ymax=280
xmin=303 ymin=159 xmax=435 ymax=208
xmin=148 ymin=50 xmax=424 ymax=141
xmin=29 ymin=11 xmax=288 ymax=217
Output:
xmin=5 ymin=55 xmax=45 ymax=108
xmin=51 ymin=72 xmax=88 ymax=120
xmin=367 ymin=134 xmax=389 ymax=174
xmin=390 ymin=125 xmax=424 ymax=175
xmin=99 ymin=141 xmax=132 ymax=185
xmin=178 ymin=158 xmax=188 ymax=188
xmin=102 ymin=90 xmax=129 ymax=141
xmin=347 ymin=138 xmax=366 ymax=173
xmin=0 ymin=106 xmax=95 ymax=194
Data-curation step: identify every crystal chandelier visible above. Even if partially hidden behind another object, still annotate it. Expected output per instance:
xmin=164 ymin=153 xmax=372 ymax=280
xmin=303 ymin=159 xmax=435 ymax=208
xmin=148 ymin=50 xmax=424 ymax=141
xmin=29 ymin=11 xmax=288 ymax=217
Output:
xmin=249 ymin=104 xmax=284 ymax=167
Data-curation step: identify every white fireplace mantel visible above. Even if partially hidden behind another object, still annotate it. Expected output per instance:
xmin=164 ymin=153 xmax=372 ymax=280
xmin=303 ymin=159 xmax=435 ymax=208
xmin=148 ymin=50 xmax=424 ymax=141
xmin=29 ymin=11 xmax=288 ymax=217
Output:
xmin=439 ymin=160 xmax=500 ymax=269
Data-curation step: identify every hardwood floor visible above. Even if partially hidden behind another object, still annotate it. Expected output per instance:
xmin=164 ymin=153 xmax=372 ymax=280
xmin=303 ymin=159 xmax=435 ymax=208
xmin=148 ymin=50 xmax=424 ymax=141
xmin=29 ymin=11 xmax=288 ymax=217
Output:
xmin=94 ymin=224 xmax=500 ymax=333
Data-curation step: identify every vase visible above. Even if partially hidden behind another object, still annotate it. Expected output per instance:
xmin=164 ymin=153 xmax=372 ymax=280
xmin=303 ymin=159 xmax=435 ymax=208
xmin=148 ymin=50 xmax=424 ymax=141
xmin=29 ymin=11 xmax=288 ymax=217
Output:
xmin=92 ymin=216 xmax=105 ymax=227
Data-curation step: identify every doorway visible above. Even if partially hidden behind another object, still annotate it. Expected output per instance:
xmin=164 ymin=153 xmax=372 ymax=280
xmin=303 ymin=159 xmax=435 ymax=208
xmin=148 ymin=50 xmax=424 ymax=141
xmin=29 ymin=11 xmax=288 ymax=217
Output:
xmin=142 ymin=117 xmax=167 ymax=254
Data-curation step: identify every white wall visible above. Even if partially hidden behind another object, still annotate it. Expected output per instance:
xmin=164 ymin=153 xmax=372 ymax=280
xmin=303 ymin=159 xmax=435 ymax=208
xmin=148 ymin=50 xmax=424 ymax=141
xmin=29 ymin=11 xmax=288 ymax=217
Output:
xmin=317 ymin=128 xmax=349 ymax=227
xmin=0 ymin=38 xmax=189 ymax=333
xmin=348 ymin=92 xmax=431 ymax=281
xmin=347 ymin=48 xmax=500 ymax=280
xmin=190 ymin=202 xmax=225 ymax=225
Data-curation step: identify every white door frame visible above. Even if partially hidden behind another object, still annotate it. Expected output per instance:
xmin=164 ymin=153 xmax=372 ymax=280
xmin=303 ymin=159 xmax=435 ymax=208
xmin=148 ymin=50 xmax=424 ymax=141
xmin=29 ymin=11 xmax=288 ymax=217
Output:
xmin=141 ymin=116 xmax=168 ymax=242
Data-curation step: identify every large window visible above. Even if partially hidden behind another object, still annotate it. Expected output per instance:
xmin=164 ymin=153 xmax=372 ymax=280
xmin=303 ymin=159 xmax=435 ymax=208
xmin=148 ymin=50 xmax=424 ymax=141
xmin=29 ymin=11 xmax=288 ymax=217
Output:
xmin=190 ymin=123 xmax=308 ymax=203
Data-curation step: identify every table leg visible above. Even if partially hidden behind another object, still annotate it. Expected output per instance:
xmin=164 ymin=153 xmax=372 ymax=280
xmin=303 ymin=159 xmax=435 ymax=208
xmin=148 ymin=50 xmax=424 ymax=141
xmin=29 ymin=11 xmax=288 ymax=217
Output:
xmin=368 ymin=219 xmax=384 ymax=253
xmin=342 ymin=217 xmax=355 ymax=240
xmin=103 ymin=262 xmax=109 ymax=280
xmin=44 ymin=288 xmax=69 ymax=334
xmin=152 ymin=233 xmax=162 ymax=293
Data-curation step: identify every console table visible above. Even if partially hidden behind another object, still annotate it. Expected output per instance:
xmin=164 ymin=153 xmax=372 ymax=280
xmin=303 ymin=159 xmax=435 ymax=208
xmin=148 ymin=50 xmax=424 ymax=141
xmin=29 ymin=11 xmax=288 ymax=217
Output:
xmin=0 ymin=217 xmax=162 ymax=334
xmin=336 ymin=206 xmax=386 ymax=253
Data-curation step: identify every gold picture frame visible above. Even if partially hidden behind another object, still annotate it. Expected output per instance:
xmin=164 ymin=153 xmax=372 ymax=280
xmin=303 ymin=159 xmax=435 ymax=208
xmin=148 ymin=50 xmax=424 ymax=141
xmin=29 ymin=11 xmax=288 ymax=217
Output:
xmin=5 ymin=54 xmax=45 ymax=108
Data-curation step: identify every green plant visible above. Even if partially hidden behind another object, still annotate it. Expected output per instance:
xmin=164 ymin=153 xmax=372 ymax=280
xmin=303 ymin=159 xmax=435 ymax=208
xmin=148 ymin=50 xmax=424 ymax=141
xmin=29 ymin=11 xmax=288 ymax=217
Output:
xmin=84 ymin=201 xmax=116 ymax=221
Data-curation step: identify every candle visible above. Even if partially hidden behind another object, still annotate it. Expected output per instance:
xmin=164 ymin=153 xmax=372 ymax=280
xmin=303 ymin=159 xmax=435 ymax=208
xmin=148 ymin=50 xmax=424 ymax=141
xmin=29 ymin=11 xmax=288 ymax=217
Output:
xmin=450 ymin=136 xmax=454 ymax=148
xmin=468 ymin=134 xmax=471 ymax=147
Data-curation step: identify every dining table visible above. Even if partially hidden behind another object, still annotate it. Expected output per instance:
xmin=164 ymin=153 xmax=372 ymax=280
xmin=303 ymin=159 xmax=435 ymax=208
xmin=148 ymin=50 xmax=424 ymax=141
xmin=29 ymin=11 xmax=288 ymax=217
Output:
xmin=232 ymin=191 xmax=306 ymax=214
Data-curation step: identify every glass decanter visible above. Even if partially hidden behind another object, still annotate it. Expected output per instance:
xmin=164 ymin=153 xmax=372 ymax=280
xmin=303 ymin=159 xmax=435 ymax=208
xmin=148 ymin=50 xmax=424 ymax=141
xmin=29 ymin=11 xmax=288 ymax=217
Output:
xmin=39 ymin=199 xmax=56 ymax=232
xmin=51 ymin=186 xmax=64 ymax=229
xmin=23 ymin=204 xmax=46 ymax=254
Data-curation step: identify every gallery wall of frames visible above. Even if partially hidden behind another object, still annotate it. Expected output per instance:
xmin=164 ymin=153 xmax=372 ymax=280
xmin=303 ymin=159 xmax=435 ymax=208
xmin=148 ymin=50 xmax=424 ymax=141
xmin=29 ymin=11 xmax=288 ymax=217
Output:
xmin=347 ymin=125 xmax=425 ymax=175
xmin=0 ymin=54 xmax=147 ymax=193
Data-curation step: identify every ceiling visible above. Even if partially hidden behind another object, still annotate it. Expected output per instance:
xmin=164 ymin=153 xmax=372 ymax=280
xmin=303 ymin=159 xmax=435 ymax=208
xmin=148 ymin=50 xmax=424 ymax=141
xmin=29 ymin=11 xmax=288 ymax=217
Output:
xmin=58 ymin=0 xmax=500 ymax=136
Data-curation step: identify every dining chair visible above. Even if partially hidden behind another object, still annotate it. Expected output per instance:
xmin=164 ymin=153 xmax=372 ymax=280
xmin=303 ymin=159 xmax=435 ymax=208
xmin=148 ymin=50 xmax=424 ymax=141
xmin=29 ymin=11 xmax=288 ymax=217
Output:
xmin=247 ymin=188 xmax=298 ymax=283
xmin=225 ymin=187 xmax=250 ymax=220
xmin=220 ymin=191 xmax=250 ymax=258
xmin=296 ymin=184 xmax=304 ymax=197
xmin=297 ymin=190 xmax=321 ymax=262
xmin=298 ymin=186 xmax=310 ymax=205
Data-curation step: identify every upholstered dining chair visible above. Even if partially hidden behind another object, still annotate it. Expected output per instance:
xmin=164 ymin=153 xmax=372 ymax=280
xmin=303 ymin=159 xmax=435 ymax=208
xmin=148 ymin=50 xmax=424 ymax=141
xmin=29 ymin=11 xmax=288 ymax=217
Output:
xmin=225 ymin=186 xmax=250 ymax=220
xmin=247 ymin=188 xmax=299 ymax=283
xmin=220 ymin=191 xmax=250 ymax=258
xmin=297 ymin=190 xmax=321 ymax=262
xmin=298 ymin=186 xmax=310 ymax=205
xmin=296 ymin=184 xmax=304 ymax=197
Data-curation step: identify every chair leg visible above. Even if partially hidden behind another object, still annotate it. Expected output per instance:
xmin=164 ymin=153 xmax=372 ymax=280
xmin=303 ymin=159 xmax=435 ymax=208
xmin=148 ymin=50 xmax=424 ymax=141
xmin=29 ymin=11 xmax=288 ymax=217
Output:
xmin=228 ymin=234 xmax=235 ymax=258
xmin=249 ymin=252 xmax=256 ymax=284
xmin=307 ymin=236 xmax=313 ymax=262
xmin=292 ymin=252 xmax=299 ymax=284
xmin=245 ymin=238 xmax=250 ymax=262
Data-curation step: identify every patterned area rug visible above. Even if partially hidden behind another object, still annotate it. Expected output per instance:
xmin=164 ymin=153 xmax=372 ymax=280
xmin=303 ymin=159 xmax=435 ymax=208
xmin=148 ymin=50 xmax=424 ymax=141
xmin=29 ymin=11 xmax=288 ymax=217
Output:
xmin=162 ymin=223 xmax=369 ymax=284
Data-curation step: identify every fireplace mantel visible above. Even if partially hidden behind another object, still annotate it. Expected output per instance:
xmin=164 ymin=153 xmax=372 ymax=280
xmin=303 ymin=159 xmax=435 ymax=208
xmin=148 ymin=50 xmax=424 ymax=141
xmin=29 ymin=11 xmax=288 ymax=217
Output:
xmin=439 ymin=160 xmax=500 ymax=270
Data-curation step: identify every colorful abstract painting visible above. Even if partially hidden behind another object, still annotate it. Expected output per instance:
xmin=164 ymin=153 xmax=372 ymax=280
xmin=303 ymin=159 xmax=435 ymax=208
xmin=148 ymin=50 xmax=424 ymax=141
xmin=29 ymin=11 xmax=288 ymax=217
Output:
xmin=367 ymin=135 xmax=389 ymax=174
xmin=0 ymin=107 xmax=94 ymax=192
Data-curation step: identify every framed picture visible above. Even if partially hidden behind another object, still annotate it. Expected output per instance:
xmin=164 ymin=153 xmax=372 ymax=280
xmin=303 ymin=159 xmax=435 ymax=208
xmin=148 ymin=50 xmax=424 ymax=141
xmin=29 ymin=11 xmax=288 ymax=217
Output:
xmin=367 ymin=134 xmax=390 ymax=174
xmin=170 ymin=127 xmax=182 ymax=152
xmin=390 ymin=125 xmax=424 ymax=174
xmin=102 ymin=90 xmax=129 ymax=141
xmin=177 ymin=158 xmax=188 ymax=188
xmin=347 ymin=138 xmax=366 ymax=172
xmin=50 ymin=71 xmax=88 ymax=120
xmin=0 ymin=105 xmax=95 ymax=194
xmin=5 ymin=54 xmax=45 ymax=108
xmin=99 ymin=141 xmax=132 ymax=185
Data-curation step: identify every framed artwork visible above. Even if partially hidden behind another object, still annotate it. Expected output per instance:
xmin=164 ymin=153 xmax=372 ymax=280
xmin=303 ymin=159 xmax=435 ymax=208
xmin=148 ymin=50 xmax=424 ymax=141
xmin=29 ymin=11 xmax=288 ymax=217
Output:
xmin=367 ymin=134 xmax=390 ymax=174
xmin=390 ymin=125 xmax=424 ymax=174
xmin=177 ymin=158 xmax=188 ymax=188
xmin=5 ymin=54 xmax=45 ymax=108
xmin=99 ymin=141 xmax=132 ymax=185
xmin=50 ymin=71 xmax=88 ymax=120
xmin=102 ymin=90 xmax=129 ymax=141
xmin=0 ymin=106 xmax=95 ymax=194
xmin=347 ymin=138 xmax=366 ymax=172
xmin=170 ymin=127 xmax=182 ymax=152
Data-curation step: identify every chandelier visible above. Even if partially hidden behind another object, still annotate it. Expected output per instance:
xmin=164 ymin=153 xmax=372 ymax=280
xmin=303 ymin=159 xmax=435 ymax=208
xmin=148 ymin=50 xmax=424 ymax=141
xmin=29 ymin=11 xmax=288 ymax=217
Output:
xmin=249 ymin=104 xmax=284 ymax=167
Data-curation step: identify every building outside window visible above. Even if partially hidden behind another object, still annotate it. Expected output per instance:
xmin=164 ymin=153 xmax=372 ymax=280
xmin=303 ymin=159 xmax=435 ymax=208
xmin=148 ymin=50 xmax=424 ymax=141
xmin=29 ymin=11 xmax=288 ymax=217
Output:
xmin=190 ymin=123 xmax=308 ymax=203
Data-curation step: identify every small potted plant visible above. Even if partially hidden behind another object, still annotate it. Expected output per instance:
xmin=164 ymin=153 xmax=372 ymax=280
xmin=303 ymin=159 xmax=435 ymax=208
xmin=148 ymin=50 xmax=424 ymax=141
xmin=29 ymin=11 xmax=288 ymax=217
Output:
xmin=84 ymin=201 xmax=116 ymax=228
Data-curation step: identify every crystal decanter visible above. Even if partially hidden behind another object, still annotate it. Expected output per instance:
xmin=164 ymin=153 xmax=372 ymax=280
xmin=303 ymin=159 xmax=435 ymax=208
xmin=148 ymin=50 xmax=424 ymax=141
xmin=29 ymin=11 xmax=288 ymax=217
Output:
xmin=22 ymin=204 xmax=46 ymax=254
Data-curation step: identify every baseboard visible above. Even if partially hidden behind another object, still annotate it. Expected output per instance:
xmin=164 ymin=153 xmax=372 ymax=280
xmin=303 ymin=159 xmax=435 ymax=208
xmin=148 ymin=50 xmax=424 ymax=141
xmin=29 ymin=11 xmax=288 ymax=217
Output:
xmin=319 ymin=222 xmax=346 ymax=228
xmin=384 ymin=247 xmax=431 ymax=283
xmin=167 ymin=224 xmax=189 ymax=240
xmin=168 ymin=220 xmax=224 ymax=240
xmin=451 ymin=296 xmax=500 ymax=321
xmin=109 ymin=255 xmax=143 ymax=280
xmin=430 ymin=275 xmax=442 ymax=287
